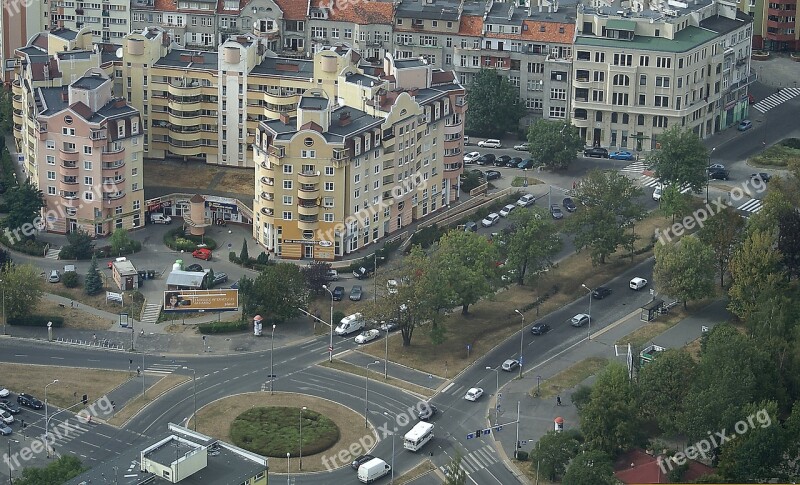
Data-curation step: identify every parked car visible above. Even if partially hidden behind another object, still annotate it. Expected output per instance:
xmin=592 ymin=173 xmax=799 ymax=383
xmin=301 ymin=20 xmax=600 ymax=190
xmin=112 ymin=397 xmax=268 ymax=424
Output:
xmin=708 ymin=163 xmax=725 ymax=171
xmin=737 ymin=120 xmax=753 ymax=131
xmin=478 ymin=139 xmax=502 ymax=148
xmin=150 ymin=213 xmax=172 ymax=224
xmin=0 ymin=410 xmax=13 ymax=424
xmin=352 ymin=267 xmax=373 ymax=279
xmin=517 ymin=194 xmax=536 ymax=207
xmin=501 ymin=359 xmax=520 ymax=371
xmin=48 ymin=270 xmax=61 ymax=283
xmin=464 ymin=387 xmax=484 ymax=401
xmin=708 ymin=169 xmax=730 ymax=180
xmin=354 ymin=329 xmax=381 ymax=344
xmin=499 ymin=204 xmax=516 ymax=217
xmin=380 ymin=320 xmax=399 ymax=332
xmin=609 ymin=150 xmax=635 ymax=160
xmin=477 ymin=154 xmax=496 ymax=166
xmin=463 ymin=151 xmax=481 ymax=164
xmin=0 ymin=423 xmax=11 ymax=436
xmin=550 ymin=205 xmax=564 ymax=219
xmin=17 ymin=393 xmax=43 ymax=410
xmin=0 ymin=400 xmax=21 ymax=414
xmin=351 ymin=454 xmax=376 ymax=470
xmin=211 ymin=272 xmax=228 ymax=287
xmin=485 ymin=170 xmax=501 ymax=181
xmin=332 ymin=286 xmax=345 ymax=301
xmin=324 ymin=269 xmax=340 ymax=281
xmin=349 ymin=285 xmax=363 ymax=301
xmin=185 ymin=263 xmax=203 ymax=272
xmin=463 ymin=221 xmax=478 ymax=233
xmin=192 ymin=248 xmax=212 ymax=261
xmin=583 ymin=147 xmax=609 ymax=158
xmin=562 ymin=197 xmax=577 ymax=212
xmin=592 ymin=287 xmax=612 ymax=299
xmin=530 ymin=323 xmax=551 ymax=335
xmin=418 ymin=402 xmax=438 ymax=420
xmin=570 ymin=313 xmax=591 ymax=327
xmin=751 ymin=172 xmax=771 ymax=183
xmin=630 ymin=277 xmax=648 ymax=290
xmin=652 ymin=185 xmax=663 ymax=201
xmin=518 ymin=159 xmax=535 ymax=169
xmin=0 ymin=388 xmax=9 ymax=398
xmin=482 ymin=213 xmax=500 ymax=227
xmin=494 ymin=155 xmax=511 ymax=166
xmin=514 ymin=142 xmax=530 ymax=151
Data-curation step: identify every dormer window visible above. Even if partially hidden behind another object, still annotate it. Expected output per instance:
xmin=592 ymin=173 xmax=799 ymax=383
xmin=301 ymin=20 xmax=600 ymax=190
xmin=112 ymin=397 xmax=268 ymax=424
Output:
xmin=118 ymin=123 xmax=125 ymax=137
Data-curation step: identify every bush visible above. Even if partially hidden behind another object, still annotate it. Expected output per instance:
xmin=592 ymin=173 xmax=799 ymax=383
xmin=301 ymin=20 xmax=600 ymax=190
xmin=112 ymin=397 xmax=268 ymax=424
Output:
xmin=515 ymin=451 xmax=529 ymax=461
xmin=62 ymin=271 xmax=80 ymax=288
xmin=229 ymin=251 xmax=239 ymax=264
xmin=408 ymin=224 xmax=443 ymax=250
xmin=782 ymin=137 xmax=800 ymax=149
xmin=256 ymin=252 xmax=270 ymax=265
xmin=163 ymin=227 xmax=217 ymax=251
xmin=332 ymin=310 xmax=345 ymax=325
xmin=9 ymin=315 xmax=64 ymax=327
xmin=0 ymin=232 xmax=48 ymax=256
xmin=198 ymin=320 xmax=248 ymax=334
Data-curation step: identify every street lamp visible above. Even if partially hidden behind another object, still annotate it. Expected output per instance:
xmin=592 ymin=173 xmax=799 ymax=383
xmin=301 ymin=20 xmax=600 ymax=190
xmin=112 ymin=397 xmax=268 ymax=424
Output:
xmin=44 ymin=379 xmax=59 ymax=458
xmin=581 ymin=284 xmax=592 ymax=340
xmin=7 ymin=438 xmax=18 ymax=484
xmin=322 ymin=285 xmax=334 ymax=363
xmin=486 ymin=366 xmax=499 ymax=424
xmin=183 ymin=367 xmax=197 ymax=431
xmin=1 ymin=278 xmax=5 ymax=336
xmin=286 ymin=452 xmax=290 ymax=485
xmin=706 ymin=147 xmax=716 ymax=204
xmin=514 ymin=309 xmax=525 ymax=379
xmin=270 ymin=324 xmax=277 ymax=395
xmin=383 ymin=411 xmax=397 ymax=484
xmin=299 ymin=406 xmax=307 ymax=470
xmin=365 ymin=360 xmax=381 ymax=428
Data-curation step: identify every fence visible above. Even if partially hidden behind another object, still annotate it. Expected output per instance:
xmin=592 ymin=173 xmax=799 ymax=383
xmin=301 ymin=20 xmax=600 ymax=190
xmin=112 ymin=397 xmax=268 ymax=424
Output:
xmin=56 ymin=337 xmax=126 ymax=351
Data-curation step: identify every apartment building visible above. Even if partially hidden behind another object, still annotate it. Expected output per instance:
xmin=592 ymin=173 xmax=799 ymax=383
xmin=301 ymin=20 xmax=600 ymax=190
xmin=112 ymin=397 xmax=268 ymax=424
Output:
xmin=738 ymin=0 xmax=798 ymax=50
xmin=1 ymin=0 xmax=49 ymax=82
xmin=306 ymin=0 xmax=394 ymax=62
xmin=571 ymin=0 xmax=754 ymax=151
xmin=253 ymin=54 xmax=466 ymax=260
xmin=49 ymin=0 xmax=131 ymax=44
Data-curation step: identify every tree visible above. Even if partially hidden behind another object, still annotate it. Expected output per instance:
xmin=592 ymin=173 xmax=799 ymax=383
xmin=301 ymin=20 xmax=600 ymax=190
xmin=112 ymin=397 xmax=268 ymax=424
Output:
xmin=698 ymin=206 xmax=745 ymax=287
xmin=443 ymin=452 xmax=467 ymax=485
xmin=659 ymin=185 xmax=691 ymax=224
xmin=0 ymin=263 xmax=43 ymax=319
xmin=503 ymin=207 xmax=562 ymax=284
xmin=653 ymin=237 xmax=715 ymax=309
xmin=636 ymin=349 xmax=696 ymax=436
xmin=242 ymin=263 xmax=308 ymax=324
xmin=433 ymin=230 xmax=499 ymax=314
xmin=728 ymin=229 xmax=785 ymax=323
xmin=566 ymin=169 xmax=645 ymax=264
xmin=0 ymin=90 xmax=12 ymax=135
xmin=777 ymin=209 xmax=800 ymax=279
xmin=717 ymin=401 xmax=787 ymax=482
xmin=301 ymin=261 xmax=332 ymax=296
xmin=528 ymin=430 xmax=581 ymax=481
xmin=579 ymin=362 xmax=642 ymax=454
xmin=84 ymin=255 xmax=103 ymax=295
xmin=465 ymin=69 xmax=525 ymax=138
xmin=2 ymin=179 xmax=45 ymax=233
xmin=647 ymin=126 xmax=709 ymax=193
xmin=236 ymin=275 xmax=258 ymax=318
xmin=459 ymin=171 xmax=483 ymax=193
xmin=239 ymin=239 xmax=250 ymax=263
xmin=14 ymin=455 xmax=87 ymax=485
xmin=0 ymin=248 xmax=11 ymax=270
xmin=526 ymin=120 xmax=584 ymax=170
xmin=562 ymin=450 xmax=615 ymax=485
xmin=205 ymin=267 xmax=215 ymax=289
xmin=64 ymin=229 xmax=95 ymax=260
xmin=109 ymin=227 xmax=134 ymax=255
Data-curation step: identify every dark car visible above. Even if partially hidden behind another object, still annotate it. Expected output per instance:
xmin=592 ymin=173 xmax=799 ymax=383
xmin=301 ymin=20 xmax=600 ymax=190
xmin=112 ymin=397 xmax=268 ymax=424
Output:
xmin=508 ymin=157 xmax=523 ymax=168
xmin=349 ymin=285 xmax=363 ymax=301
xmin=562 ymin=197 xmax=577 ymax=212
xmin=708 ymin=169 xmax=729 ymax=181
xmin=530 ymin=323 xmax=552 ymax=335
xmin=477 ymin=154 xmax=496 ymax=166
xmin=494 ymin=155 xmax=512 ymax=166
xmin=185 ymin=264 xmax=203 ymax=272
xmin=518 ymin=159 xmax=534 ymax=169
xmin=485 ymin=170 xmax=501 ymax=181
xmin=550 ymin=205 xmax=564 ymax=219
xmin=751 ymin=172 xmax=771 ymax=183
xmin=418 ymin=402 xmax=438 ymax=421
xmin=592 ymin=287 xmax=613 ymax=299
xmin=0 ymin=400 xmax=21 ymax=414
xmin=210 ymin=272 xmax=228 ymax=287
xmin=17 ymin=393 xmax=43 ymax=410
xmin=351 ymin=454 xmax=375 ymax=470
xmin=332 ymin=286 xmax=345 ymax=301
xmin=583 ymin=147 xmax=609 ymax=158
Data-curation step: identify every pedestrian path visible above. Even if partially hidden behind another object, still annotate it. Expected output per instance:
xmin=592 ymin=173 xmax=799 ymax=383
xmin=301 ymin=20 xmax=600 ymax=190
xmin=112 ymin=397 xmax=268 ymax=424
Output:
xmin=736 ymin=198 xmax=763 ymax=214
xmin=144 ymin=362 xmax=182 ymax=375
xmin=45 ymin=247 xmax=61 ymax=259
xmin=640 ymin=175 xmax=693 ymax=194
xmin=438 ymin=445 xmax=499 ymax=475
xmin=752 ymin=87 xmax=800 ymax=113
xmin=620 ymin=161 xmax=649 ymax=173
xmin=140 ymin=303 xmax=162 ymax=324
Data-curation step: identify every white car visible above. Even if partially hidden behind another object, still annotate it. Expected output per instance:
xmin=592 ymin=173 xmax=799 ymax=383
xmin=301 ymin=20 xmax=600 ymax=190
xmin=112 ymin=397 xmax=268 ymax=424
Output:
xmin=481 ymin=213 xmax=500 ymax=227
xmin=499 ymin=204 xmax=516 ymax=217
xmin=354 ymin=329 xmax=381 ymax=344
xmin=463 ymin=151 xmax=481 ymax=164
xmin=0 ymin=410 xmax=13 ymax=424
xmin=0 ymin=388 xmax=9 ymax=398
xmin=517 ymin=194 xmax=536 ymax=207
xmin=630 ymin=277 xmax=648 ymax=290
xmin=570 ymin=313 xmax=591 ymax=327
xmin=514 ymin=142 xmax=530 ymax=151
xmin=464 ymin=387 xmax=484 ymax=401
xmin=387 ymin=279 xmax=398 ymax=295
xmin=652 ymin=185 xmax=662 ymax=201
xmin=501 ymin=359 xmax=519 ymax=371
xmin=478 ymin=139 xmax=502 ymax=149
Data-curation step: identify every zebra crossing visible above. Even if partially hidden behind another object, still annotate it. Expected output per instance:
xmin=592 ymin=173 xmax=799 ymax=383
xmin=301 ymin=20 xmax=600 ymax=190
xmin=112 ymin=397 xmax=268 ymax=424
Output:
xmin=51 ymin=420 xmax=92 ymax=448
xmin=139 ymin=303 xmax=162 ymax=324
xmin=620 ymin=161 xmax=649 ymax=173
xmin=144 ymin=362 xmax=183 ymax=375
xmin=640 ymin=175 xmax=693 ymax=194
xmin=45 ymin=247 xmax=61 ymax=259
xmin=736 ymin=198 xmax=763 ymax=214
xmin=752 ymin=88 xmax=800 ymax=114
xmin=440 ymin=445 xmax=499 ymax=475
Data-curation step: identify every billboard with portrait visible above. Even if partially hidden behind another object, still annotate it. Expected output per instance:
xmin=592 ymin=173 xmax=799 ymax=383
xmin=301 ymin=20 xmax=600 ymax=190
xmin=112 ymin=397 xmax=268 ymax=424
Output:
xmin=163 ymin=289 xmax=239 ymax=312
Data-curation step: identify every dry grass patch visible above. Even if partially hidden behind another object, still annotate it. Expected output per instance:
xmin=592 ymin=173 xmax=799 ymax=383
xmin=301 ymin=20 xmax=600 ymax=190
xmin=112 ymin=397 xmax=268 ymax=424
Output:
xmin=49 ymin=283 xmax=134 ymax=316
xmin=143 ymin=159 xmax=219 ymax=189
xmin=319 ymin=360 xmax=434 ymax=398
xmin=37 ymin=299 xmax=114 ymax=330
xmin=107 ymin=374 xmax=189 ymax=427
xmin=216 ymin=169 xmax=255 ymax=195
xmin=195 ymin=392 xmax=375 ymax=473
xmin=533 ymin=356 xmax=609 ymax=399
xmin=394 ymin=460 xmax=436 ymax=485
xmin=0 ymin=364 xmax=128 ymax=409
xmin=514 ymin=460 xmax=558 ymax=485
xmin=685 ymin=338 xmax=703 ymax=361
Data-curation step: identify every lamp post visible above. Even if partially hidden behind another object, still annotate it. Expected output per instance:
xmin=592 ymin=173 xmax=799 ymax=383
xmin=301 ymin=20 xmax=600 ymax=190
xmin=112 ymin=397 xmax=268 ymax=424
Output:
xmin=299 ymin=406 xmax=307 ymax=470
xmin=1 ymin=278 xmax=5 ymax=336
xmin=7 ymin=438 xmax=18 ymax=484
xmin=270 ymin=324 xmax=276 ymax=395
xmin=286 ymin=452 xmax=290 ymax=485
xmin=706 ymin=147 xmax=716 ymax=204
xmin=486 ymin=366 xmax=499 ymax=424
xmin=44 ymin=379 xmax=59 ymax=458
xmin=581 ymin=284 xmax=592 ymax=340
xmin=514 ymin=309 xmax=525 ymax=379
xmin=383 ymin=411 xmax=397 ymax=484
xmin=365 ymin=360 xmax=380 ymax=428
xmin=322 ymin=285 xmax=334 ymax=363
xmin=384 ymin=321 xmax=389 ymax=380
xmin=183 ymin=367 xmax=197 ymax=431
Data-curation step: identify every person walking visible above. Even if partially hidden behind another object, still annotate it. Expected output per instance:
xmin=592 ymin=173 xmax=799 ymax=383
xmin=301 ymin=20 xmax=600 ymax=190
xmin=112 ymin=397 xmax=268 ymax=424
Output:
xmin=556 ymin=395 xmax=562 ymax=406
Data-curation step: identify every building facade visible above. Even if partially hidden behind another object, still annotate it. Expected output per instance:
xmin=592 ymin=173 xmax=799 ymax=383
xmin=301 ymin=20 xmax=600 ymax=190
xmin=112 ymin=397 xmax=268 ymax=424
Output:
xmin=253 ymin=54 xmax=466 ymax=260
xmin=738 ymin=0 xmax=799 ymax=50
xmin=49 ymin=0 xmax=131 ymax=44
xmin=1 ymin=0 xmax=48 ymax=83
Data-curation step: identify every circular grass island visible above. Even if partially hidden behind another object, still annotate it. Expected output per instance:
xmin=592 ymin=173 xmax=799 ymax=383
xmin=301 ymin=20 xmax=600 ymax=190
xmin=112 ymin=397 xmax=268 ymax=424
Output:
xmin=230 ymin=406 xmax=339 ymax=458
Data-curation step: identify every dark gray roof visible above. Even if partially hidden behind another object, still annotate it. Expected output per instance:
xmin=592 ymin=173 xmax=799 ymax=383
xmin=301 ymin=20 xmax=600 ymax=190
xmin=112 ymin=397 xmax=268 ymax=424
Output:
xmin=324 ymin=106 xmax=382 ymax=142
xmin=72 ymin=75 xmax=108 ymax=91
xmin=395 ymin=0 xmax=461 ymax=21
xmin=50 ymin=28 xmax=79 ymax=41
xmin=345 ymin=73 xmax=381 ymax=87
xmin=57 ymin=51 xmax=92 ymax=60
xmin=89 ymin=100 xmax=139 ymax=123
xmin=395 ymin=59 xmax=426 ymax=69
xmin=18 ymin=46 xmax=49 ymax=63
xmin=166 ymin=270 xmax=206 ymax=288
xmin=298 ymin=96 xmax=329 ymax=110
xmin=251 ymin=57 xmax=314 ymax=79
xmin=154 ymin=49 xmax=218 ymax=70
xmin=39 ymin=87 xmax=68 ymax=116
xmin=699 ymin=13 xmax=752 ymax=34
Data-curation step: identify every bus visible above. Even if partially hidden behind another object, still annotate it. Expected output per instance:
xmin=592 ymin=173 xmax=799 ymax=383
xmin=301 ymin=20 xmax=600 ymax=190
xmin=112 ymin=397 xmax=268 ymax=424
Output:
xmin=403 ymin=422 xmax=434 ymax=451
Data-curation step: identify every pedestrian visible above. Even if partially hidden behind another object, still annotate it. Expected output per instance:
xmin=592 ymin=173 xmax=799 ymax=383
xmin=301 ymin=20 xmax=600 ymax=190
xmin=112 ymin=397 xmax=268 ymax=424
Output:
xmin=92 ymin=333 xmax=97 ymax=343
xmin=137 ymin=366 xmax=141 ymax=376
xmin=556 ymin=395 xmax=562 ymax=406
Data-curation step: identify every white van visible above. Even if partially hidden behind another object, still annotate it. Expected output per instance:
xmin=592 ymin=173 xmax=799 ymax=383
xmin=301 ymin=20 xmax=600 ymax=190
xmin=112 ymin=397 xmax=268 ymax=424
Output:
xmin=652 ymin=185 xmax=662 ymax=201
xmin=150 ymin=213 xmax=172 ymax=224
xmin=358 ymin=458 xmax=391 ymax=483
xmin=335 ymin=313 xmax=365 ymax=336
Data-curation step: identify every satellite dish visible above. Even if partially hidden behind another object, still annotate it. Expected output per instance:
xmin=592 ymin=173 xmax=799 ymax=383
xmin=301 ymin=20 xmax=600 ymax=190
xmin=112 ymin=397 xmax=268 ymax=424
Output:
xmin=115 ymin=47 xmax=123 ymax=58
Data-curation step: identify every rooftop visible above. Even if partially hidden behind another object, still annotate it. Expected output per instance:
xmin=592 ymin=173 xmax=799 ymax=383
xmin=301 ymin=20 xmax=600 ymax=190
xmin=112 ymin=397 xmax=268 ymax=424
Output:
xmin=395 ymin=0 xmax=460 ymax=21
xmin=50 ymin=28 xmax=79 ymax=41
xmin=154 ymin=49 xmax=218 ymax=70
xmin=166 ymin=270 xmax=206 ymax=288
xmin=345 ymin=73 xmax=382 ymax=87
xmin=274 ymin=0 xmax=310 ymax=21
xmin=575 ymin=24 xmax=719 ymax=53
xmin=699 ymin=11 xmax=752 ymax=35
xmin=72 ymin=74 xmax=108 ymax=91
xmin=395 ymin=59 xmax=426 ymax=69
xmin=298 ymin=95 xmax=329 ymax=110
xmin=251 ymin=56 xmax=314 ymax=79
xmin=38 ymin=87 xmax=68 ymax=116
xmin=311 ymin=0 xmax=394 ymax=24
xmin=580 ymin=0 xmax=714 ymax=21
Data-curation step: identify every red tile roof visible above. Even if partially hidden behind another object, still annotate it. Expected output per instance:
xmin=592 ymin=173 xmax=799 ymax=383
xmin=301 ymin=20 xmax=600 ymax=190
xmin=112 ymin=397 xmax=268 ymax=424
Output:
xmin=459 ymin=15 xmax=484 ymax=37
xmin=522 ymin=21 xmax=574 ymax=43
xmin=154 ymin=0 xmax=177 ymax=12
xmin=310 ymin=0 xmax=393 ymax=24
xmin=613 ymin=450 xmax=714 ymax=484
xmin=274 ymin=0 xmax=308 ymax=21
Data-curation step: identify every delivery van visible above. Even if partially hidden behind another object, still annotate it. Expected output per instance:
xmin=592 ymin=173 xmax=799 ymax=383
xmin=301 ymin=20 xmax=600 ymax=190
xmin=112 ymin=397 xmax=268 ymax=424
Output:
xmin=358 ymin=458 xmax=391 ymax=483
xmin=335 ymin=313 xmax=365 ymax=336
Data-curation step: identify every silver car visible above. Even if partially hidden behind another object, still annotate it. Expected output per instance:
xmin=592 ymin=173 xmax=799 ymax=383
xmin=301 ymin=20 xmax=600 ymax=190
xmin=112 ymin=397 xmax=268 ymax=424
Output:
xmin=48 ymin=270 xmax=61 ymax=283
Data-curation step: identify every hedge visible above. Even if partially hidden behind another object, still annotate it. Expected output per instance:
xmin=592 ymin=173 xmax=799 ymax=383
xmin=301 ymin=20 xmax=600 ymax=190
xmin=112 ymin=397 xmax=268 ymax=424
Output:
xmin=9 ymin=315 xmax=64 ymax=327
xmin=0 ymin=231 xmax=48 ymax=256
xmin=198 ymin=320 xmax=248 ymax=334
xmin=163 ymin=227 xmax=217 ymax=251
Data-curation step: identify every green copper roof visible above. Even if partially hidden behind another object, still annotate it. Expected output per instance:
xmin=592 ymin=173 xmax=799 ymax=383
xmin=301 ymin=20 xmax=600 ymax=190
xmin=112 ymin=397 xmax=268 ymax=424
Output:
xmin=575 ymin=25 xmax=719 ymax=53
xmin=607 ymin=19 xmax=636 ymax=31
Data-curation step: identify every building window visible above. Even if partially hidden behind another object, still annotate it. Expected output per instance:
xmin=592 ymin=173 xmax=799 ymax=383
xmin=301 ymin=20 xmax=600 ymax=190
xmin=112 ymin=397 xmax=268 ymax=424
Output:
xmin=282 ymin=211 xmax=292 ymax=220
xmin=47 ymin=171 xmax=56 ymax=180
xmin=550 ymin=88 xmax=566 ymax=100
xmin=655 ymin=76 xmax=670 ymax=87
xmin=84 ymin=192 xmax=93 ymax=201
xmin=639 ymin=75 xmax=647 ymax=86
xmin=83 ymin=146 xmax=92 ymax=154
xmin=654 ymin=96 xmax=669 ymax=107
xmin=325 ymin=182 xmax=334 ymax=191
xmin=283 ymin=180 xmax=293 ymax=189
xmin=46 ymin=156 xmax=55 ymax=165
xmin=323 ymin=197 xmax=334 ymax=207
xmin=549 ymin=106 xmax=566 ymax=118
xmin=612 ymin=74 xmax=630 ymax=86
xmin=47 ymin=186 xmax=56 ymax=195
xmin=283 ymin=195 xmax=292 ymax=205
xmin=301 ymin=150 xmax=315 ymax=158
xmin=656 ymin=57 xmax=671 ymax=68
xmin=637 ymin=115 xmax=645 ymax=126
xmin=46 ymin=140 xmax=55 ymax=149
xmin=283 ymin=165 xmax=293 ymax=174
xmin=84 ymin=176 xmax=93 ymax=185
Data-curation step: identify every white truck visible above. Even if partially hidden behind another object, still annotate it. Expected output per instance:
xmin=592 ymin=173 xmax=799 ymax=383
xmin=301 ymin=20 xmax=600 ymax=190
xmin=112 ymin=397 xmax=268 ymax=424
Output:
xmin=150 ymin=213 xmax=172 ymax=224
xmin=357 ymin=457 xmax=391 ymax=483
xmin=335 ymin=313 xmax=365 ymax=336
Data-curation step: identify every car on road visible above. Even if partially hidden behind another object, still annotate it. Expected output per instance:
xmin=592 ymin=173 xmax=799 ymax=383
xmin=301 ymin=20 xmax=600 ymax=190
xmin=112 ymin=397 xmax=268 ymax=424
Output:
xmin=550 ymin=205 xmax=563 ymax=219
xmin=708 ymin=163 xmax=725 ymax=171
xmin=501 ymin=359 xmax=520 ymax=371
xmin=387 ymin=279 xmax=399 ymax=295
xmin=380 ymin=320 xmax=399 ymax=332
xmin=0 ymin=388 xmax=9 ymax=398
xmin=192 ymin=248 xmax=212 ymax=261
xmin=517 ymin=194 xmax=536 ymax=207
xmin=185 ymin=263 xmax=203 ymax=272
xmin=418 ymin=402 xmax=438 ymax=420
xmin=737 ymin=120 xmax=753 ymax=131
xmin=570 ymin=313 xmax=591 ymax=327
xmin=508 ymin=157 xmax=523 ymax=168
xmin=514 ymin=142 xmax=530 ymax=151
xmin=464 ymin=387 xmax=484 ymax=401
xmin=609 ymin=150 xmax=635 ymax=161
xmin=652 ymin=185 xmax=662 ymax=201
xmin=530 ymin=323 xmax=551 ymax=335
xmin=324 ymin=269 xmax=340 ymax=281
xmin=583 ymin=147 xmax=609 ymax=158
xmin=708 ymin=169 xmax=730 ymax=180
xmin=48 ymin=270 xmax=61 ymax=283
xmin=477 ymin=154 xmax=496 ymax=166
xmin=354 ymin=329 xmax=381 ymax=344
xmin=0 ymin=410 xmax=13 ymax=424
xmin=485 ymin=170 xmax=501 ymax=181
xmin=630 ymin=277 xmax=648 ymax=290
xmin=0 ymin=423 xmax=11 ymax=436
xmin=592 ymin=287 xmax=613 ymax=299
xmin=464 ymin=136 xmax=471 ymax=145
xmin=0 ymin=400 xmax=21 ymax=414
xmin=351 ymin=454 xmax=375 ymax=470
xmin=210 ymin=272 xmax=228 ymax=287
xmin=518 ymin=159 xmax=535 ymax=169
xmin=499 ymin=204 xmax=516 ymax=217
xmin=349 ymin=285 xmax=363 ymax=301
xmin=562 ymin=197 xmax=577 ymax=212
xmin=494 ymin=155 xmax=512 ymax=166
xmin=332 ymin=286 xmax=345 ymax=301
xmin=353 ymin=266 xmax=373 ymax=279
xmin=463 ymin=151 xmax=481 ymax=164
xmin=482 ymin=213 xmax=500 ymax=227
xmin=478 ymin=139 xmax=502 ymax=148
xmin=751 ymin=172 xmax=771 ymax=183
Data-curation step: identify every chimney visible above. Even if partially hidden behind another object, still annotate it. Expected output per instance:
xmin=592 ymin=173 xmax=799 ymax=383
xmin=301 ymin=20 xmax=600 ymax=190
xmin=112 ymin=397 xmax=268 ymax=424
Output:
xmin=279 ymin=113 xmax=290 ymax=125
xmin=61 ymin=91 xmax=69 ymax=103
xmin=115 ymin=98 xmax=126 ymax=108
xmin=338 ymin=111 xmax=352 ymax=126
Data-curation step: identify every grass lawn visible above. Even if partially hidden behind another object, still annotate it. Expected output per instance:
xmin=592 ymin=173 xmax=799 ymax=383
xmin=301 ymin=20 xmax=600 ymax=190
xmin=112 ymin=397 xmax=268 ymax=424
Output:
xmin=532 ymin=356 xmax=609 ymax=399
xmin=36 ymin=298 xmax=114 ymax=330
xmin=107 ymin=374 xmax=189 ymax=427
xmin=319 ymin=360 xmax=435 ymax=398
xmin=749 ymin=138 xmax=800 ymax=168
xmin=514 ymin=459 xmax=558 ymax=485
xmin=395 ymin=460 xmax=435 ymax=484
xmin=0 ymin=364 xmax=128 ymax=409
xmin=511 ymin=176 xmax=544 ymax=187
xmin=216 ymin=169 xmax=256 ymax=195
xmin=143 ymin=159 xmax=219 ymax=189
xmin=49 ymin=280 xmax=145 ymax=321
xmin=229 ymin=406 xmax=339 ymax=457
xmin=195 ymin=392 xmax=375 ymax=473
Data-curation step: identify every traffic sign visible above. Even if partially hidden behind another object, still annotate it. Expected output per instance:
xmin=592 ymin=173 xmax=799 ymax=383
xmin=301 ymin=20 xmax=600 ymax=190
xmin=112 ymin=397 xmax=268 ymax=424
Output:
xmin=521 ymin=440 xmax=528 ymax=446
xmin=466 ymin=433 xmax=475 ymax=440
xmin=328 ymin=346 xmax=333 ymax=352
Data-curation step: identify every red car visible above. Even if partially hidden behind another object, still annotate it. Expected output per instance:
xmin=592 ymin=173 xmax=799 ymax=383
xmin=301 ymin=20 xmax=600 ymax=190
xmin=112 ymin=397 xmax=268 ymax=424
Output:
xmin=192 ymin=248 xmax=212 ymax=261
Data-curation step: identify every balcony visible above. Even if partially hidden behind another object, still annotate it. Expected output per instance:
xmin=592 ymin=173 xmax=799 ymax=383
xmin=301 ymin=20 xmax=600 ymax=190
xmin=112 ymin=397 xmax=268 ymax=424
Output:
xmin=297 ymin=184 xmax=320 ymax=199
xmin=103 ymin=192 xmax=126 ymax=203
xmin=298 ymin=171 xmax=319 ymax=185
xmin=260 ymin=207 xmax=274 ymax=217
xmin=444 ymin=162 xmax=463 ymax=172
xmin=268 ymin=145 xmax=285 ymax=158
xmin=260 ymin=192 xmax=274 ymax=202
xmin=260 ymin=176 xmax=274 ymax=186
xmin=102 ymin=160 xmax=125 ymax=171
xmin=297 ymin=216 xmax=319 ymax=230
xmin=298 ymin=203 xmax=319 ymax=217
xmin=61 ymin=192 xmax=79 ymax=202
xmin=168 ymin=81 xmax=202 ymax=97
xmin=102 ymin=178 xmax=125 ymax=190
xmin=169 ymin=128 xmax=202 ymax=142
xmin=444 ymin=115 xmax=462 ymax=127
xmin=59 ymin=147 xmax=79 ymax=162
xmin=61 ymin=161 xmax=79 ymax=174
xmin=12 ymin=124 xmax=21 ymax=133
xmin=383 ymin=160 xmax=395 ymax=170
xmin=101 ymin=9 xmax=109 ymax=15
xmin=382 ymin=175 xmax=394 ymax=186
